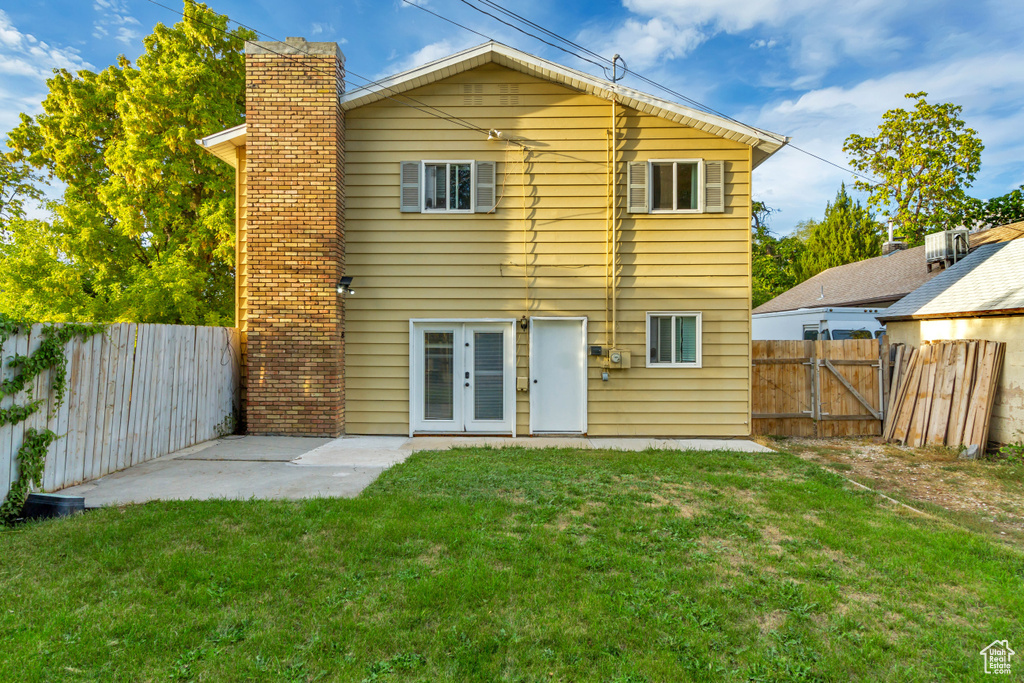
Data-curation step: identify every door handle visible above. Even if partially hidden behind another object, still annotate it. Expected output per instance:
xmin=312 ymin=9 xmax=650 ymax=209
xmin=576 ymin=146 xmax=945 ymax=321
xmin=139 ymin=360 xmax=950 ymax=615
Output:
xmin=533 ymin=379 xmax=538 ymax=384
xmin=465 ymin=371 xmax=470 ymax=379
xmin=465 ymin=382 xmax=470 ymax=387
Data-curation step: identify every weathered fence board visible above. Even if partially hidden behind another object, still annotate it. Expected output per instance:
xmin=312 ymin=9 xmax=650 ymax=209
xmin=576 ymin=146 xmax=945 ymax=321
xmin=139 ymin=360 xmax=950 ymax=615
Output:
xmin=0 ymin=324 xmax=241 ymax=505
xmin=753 ymin=339 xmax=884 ymax=437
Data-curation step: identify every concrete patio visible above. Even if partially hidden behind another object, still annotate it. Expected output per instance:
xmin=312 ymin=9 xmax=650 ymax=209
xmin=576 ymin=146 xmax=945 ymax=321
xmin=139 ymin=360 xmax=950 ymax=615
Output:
xmin=58 ymin=434 xmax=772 ymax=507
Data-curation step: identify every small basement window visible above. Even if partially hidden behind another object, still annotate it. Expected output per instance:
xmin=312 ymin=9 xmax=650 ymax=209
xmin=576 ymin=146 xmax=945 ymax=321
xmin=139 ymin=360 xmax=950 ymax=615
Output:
xmin=650 ymin=160 xmax=701 ymax=212
xmin=424 ymin=161 xmax=473 ymax=212
xmin=646 ymin=312 xmax=702 ymax=368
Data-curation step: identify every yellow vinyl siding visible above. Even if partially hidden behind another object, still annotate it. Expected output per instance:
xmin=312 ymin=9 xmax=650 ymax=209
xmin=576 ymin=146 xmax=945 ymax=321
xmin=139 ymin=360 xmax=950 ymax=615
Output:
xmin=342 ymin=62 xmax=751 ymax=436
xmin=235 ymin=146 xmax=248 ymax=415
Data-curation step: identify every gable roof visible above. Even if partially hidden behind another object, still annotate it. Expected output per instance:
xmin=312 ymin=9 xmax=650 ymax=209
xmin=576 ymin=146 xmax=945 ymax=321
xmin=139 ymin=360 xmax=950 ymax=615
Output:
xmin=339 ymin=41 xmax=788 ymax=167
xmin=878 ymin=239 xmax=1024 ymax=321
xmin=753 ymin=245 xmax=938 ymax=315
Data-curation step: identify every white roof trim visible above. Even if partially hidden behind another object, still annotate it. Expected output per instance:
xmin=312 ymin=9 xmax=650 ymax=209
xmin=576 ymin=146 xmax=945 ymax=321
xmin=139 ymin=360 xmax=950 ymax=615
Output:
xmin=340 ymin=42 xmax=788 ymax=162
xmin=196 ymin=123 xmax=246 ymax=168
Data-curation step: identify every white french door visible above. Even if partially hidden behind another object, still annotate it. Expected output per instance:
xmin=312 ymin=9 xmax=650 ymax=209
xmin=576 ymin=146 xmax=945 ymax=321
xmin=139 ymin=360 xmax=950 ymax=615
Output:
xmin=410 ymin=321 xmax=515 ymax=435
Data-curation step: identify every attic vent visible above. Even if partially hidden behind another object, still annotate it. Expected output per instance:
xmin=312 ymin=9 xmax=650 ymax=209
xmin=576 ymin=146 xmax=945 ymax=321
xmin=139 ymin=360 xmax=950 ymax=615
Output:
xmin=498 ymin=83 xmax=520 ymax=106
xmin=462 ymin=83 xmax=483 ymax=106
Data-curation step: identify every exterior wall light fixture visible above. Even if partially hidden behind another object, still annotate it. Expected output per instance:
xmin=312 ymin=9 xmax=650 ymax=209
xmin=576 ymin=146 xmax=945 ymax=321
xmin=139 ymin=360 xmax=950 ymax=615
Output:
xmin=337 ymin=276 xmax=355 ymax=295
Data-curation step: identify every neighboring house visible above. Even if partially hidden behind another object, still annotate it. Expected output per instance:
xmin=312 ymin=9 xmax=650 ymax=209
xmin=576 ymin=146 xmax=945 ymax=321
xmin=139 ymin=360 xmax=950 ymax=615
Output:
xmin=198 ymin=38 xmax=788 ymax=438
xmin=752 ymin=221 xmax=1024 ymax=340
xmin=752 ymin=246 xmax=938 ymax=341
xmin=879 ymin=237 xmax=1024 ymax=444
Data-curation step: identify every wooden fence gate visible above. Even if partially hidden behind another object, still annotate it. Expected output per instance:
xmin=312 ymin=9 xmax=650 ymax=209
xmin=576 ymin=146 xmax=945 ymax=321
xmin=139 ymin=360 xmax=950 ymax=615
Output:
xmin=752 ymin=339 xmax=887 ymax=437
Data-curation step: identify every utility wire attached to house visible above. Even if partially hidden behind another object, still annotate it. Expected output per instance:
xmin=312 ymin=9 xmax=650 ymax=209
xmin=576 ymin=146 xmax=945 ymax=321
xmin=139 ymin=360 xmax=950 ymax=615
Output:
xmin=403 ymin=0 xmax=884 ymax=186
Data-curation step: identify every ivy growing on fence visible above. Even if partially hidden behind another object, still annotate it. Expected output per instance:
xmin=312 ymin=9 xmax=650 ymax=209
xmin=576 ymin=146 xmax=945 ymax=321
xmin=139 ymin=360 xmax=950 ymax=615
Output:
xmin=0 ymin=315 xmax=105 ymax=522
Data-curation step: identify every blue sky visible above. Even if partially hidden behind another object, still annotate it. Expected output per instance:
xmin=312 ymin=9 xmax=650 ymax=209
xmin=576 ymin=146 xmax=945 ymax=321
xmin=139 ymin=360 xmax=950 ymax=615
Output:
xmin=2 ymin=0 xmax=1023 ymax=235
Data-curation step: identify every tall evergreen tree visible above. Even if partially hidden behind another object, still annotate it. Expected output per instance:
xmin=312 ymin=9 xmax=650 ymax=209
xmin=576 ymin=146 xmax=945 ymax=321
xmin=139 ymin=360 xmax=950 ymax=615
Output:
xmin=795 ymin=184 xmax=882 ymax=282
xmin=2 ymin=2 xmax=254 ymax=324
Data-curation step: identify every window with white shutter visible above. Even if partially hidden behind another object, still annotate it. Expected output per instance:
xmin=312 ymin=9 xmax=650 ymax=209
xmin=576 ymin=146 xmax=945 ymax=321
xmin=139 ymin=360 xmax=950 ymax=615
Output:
xmin=399 ymin=161 xmax=497 ymax=214
xmin=631 ymin=159 xmax=725 ymax=215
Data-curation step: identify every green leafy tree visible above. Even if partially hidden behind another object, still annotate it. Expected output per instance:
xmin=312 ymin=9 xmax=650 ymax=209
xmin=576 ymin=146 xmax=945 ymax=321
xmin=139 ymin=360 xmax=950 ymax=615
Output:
xmin=843 ymin=92 xmax=983 ymax=245
xmin=795 ymin=183 xmax=882 ymax=281
xmin=964 ymin=185 xmax=1024 ymax=228
xmin=3 ymin=2 xmax=253 ymax=324
xmin=0 ymin=154 xmax=44 ymax=235
xmin=751 ymin=201 xmax=804 ymax=308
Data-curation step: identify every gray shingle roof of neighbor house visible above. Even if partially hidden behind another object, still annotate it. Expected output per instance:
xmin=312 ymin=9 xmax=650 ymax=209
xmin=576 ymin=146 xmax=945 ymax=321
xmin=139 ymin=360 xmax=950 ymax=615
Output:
xmin=752 ymin=245 xmax=938 ymax=314
xmin=752 ymin=221 xmax=1024 ymax=315
xmin=877 ymin=239 xmax=1024 ymax=321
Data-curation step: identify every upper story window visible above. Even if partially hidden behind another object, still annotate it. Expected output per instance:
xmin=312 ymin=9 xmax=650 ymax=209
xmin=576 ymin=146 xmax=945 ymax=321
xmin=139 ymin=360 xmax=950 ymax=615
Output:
xmin=400 ymin=160 xmax=496 ymax=214
xmin=424 ymin=162 xmax=473 ymax=212
xmin=651 ymin=160 xmax=700 ymax=212
xmin=627 ymin=159 xmax=725 ymax=215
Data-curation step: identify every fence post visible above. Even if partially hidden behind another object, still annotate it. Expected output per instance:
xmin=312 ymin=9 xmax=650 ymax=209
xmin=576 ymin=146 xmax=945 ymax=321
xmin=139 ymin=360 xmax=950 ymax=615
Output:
xmin=810 ymin=340 xmax=820 ymax=438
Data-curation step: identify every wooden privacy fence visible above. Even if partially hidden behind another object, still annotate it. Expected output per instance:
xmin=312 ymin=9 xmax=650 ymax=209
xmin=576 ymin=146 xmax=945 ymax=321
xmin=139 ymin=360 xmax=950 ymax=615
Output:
xmin=752 ymin=339 xmax=886 ymax=437
xmin=1 ymin=324 xmax=241 ymax=503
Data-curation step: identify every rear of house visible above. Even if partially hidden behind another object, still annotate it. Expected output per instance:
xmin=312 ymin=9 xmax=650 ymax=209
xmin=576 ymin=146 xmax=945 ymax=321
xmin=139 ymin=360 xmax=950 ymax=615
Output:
xmin=199 ymin=38 xmax=787 ymax=438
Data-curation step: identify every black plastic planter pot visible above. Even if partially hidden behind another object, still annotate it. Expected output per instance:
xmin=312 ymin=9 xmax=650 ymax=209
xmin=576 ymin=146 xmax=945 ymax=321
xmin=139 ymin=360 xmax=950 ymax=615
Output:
xmin=21 ymin=493 xmax=85 ymax=520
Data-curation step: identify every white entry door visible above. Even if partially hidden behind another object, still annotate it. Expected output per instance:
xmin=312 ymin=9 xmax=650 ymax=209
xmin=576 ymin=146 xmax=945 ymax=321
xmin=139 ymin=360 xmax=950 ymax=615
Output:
xmin=410 ymin=321 xmax=515 ymax=434
xmin=530 ymin=317 xmax=587 ymax=434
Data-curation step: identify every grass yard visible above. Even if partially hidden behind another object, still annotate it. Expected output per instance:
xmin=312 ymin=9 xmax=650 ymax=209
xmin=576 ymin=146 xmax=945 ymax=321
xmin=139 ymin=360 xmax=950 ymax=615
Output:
xmin=2 ymin=447 xmax=1022 ymax=682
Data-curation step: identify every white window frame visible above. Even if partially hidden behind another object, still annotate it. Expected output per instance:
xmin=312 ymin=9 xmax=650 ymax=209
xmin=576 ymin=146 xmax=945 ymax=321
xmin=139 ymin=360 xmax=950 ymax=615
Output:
xmin=645 ymin=311 xmax=703 ymax=368
xmin=421 ymin=160 xmax=476 ymax=213
xmin=648 ymin=159 xmax=704 ymax=214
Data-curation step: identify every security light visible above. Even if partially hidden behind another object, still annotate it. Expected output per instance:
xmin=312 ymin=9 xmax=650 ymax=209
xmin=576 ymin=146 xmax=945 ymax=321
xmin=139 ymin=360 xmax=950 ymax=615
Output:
xmin=337 ymin=276 xmax=355 ymax=295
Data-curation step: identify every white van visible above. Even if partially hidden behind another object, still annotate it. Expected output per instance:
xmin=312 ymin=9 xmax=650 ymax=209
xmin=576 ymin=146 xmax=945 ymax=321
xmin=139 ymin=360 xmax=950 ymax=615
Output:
xmin=752 ymin=307 xmax=885 ymax=341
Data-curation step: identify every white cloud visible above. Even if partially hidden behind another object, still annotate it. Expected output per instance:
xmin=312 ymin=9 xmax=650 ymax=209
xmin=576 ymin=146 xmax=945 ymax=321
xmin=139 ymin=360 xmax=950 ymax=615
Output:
xmin=577 ymin=16 xmax=705 ymax=70
xmin=381 ymin=38 xmax=478 ymax=77
xmin=582 ymin=0 xmax=909 ymax=85
xmin=92 ymin=0 xmax=141 ymax=47
xmin=0 ymin=11 xmax=93 ymax=84
xmin=752 ymin=49 xmax=1024 ymax=233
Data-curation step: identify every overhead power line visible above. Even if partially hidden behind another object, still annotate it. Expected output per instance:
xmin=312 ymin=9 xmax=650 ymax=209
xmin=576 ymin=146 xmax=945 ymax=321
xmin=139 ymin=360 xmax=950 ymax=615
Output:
xmin=404 ymin=0 xmax=882 ymax=186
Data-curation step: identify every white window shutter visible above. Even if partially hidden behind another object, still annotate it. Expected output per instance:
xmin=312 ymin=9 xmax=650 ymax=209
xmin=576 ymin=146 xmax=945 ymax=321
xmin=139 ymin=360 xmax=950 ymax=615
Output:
xmin=704 ymin=160 xmax=724 ymax=213
xmin=400 ymin=161 xmax=420 ymax=213
xmin=627 ymin=161 xmax=648 ymax=214
xmin=475 ymin=161 xmax=496 ymax=213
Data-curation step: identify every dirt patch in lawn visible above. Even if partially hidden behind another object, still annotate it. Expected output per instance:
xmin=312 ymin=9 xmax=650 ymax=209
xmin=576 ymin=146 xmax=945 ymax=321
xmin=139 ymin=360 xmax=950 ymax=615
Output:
xmin=767 ymin=436 xmax=1024 ymax=543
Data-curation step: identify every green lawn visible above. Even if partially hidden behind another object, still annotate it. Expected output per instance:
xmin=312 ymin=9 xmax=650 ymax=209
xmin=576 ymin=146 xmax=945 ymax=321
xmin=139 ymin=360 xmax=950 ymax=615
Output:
xmin=2 ymin=447 xmax=1021 ymax=682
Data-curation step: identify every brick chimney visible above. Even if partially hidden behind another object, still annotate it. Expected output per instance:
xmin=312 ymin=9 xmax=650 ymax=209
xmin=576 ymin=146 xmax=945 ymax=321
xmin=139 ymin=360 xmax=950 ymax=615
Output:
xmin=244 ymin=37 xmax=346 ymax=436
